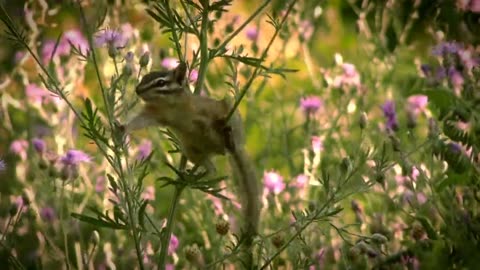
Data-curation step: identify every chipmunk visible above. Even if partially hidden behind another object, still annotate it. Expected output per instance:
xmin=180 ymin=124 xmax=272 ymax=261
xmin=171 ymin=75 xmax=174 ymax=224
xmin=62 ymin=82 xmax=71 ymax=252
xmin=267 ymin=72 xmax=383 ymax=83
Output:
xmin=122 ymin=62 xmax=260 ymax=253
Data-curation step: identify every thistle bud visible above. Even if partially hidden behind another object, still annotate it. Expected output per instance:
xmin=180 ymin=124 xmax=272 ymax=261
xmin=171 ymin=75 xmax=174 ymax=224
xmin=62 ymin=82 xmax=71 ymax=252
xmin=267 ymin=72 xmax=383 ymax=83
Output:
xmin=38 ymin=158 xmax=48 ymax=170
xmin=347 ymin=246 xmax=361 ymax=261
xmin=340 ymin=156 xmax=352 ymax=173
xmin=9 ymin=204 xmax=18 ymax=216
xmin=90 ymin=230 xmax=100 ymax=245
xmin=374 ymin=172 xmax=385 ymax=187
xmin=139 ymin=51 xmax=150 ymax=68
xmin=108 ymin=43 xmax=118 ymax=58
xmin=406 ymin=111 xmax=417 ymax=129
xmin=271 ymin=234 xmax=285 ymax=248
xmin=359 ymin=112 xmax=368 ymax=129
xmin=389 ymin=135 xmax=401 ymax=152
xmin=184 ymin=244 xmax=203 ymax=266
xmin=428 ymin=118 xmax=439 ymax=139
xmin=371 ymin=233 xmax=388 ymax=244
xmin=215 ymin=219 xmax=230 ymax=236
xmin=122 ymin=65 xmax=133 ymax=77
xmin=355 ymin=241 xmax=369 ymax=253
xmin=411 ymin=222 xmax=425 ymax=241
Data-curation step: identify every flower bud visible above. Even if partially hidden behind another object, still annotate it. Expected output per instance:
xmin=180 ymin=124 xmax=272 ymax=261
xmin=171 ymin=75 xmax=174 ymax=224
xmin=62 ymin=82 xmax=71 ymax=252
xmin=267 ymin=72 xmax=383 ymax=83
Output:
xmin=122 ymin=65 xmax=133 ymax=77
xmin=340 ymin=156 xmax=352 ymax=173
xmin=215 ymin=219 xmax=230 ymax=236
xmin=108 ymin=43 xmax=118 ymax=58
xmin=21 ymin=194 xmax=30 ymax=206
xmin=347 ymin=246 xmax=361 ymax=261
xmin=359 ymin=112 xmax=368 ymax=129
xmin=90 ymin=230 xmax=100 ymax=245
xmin=411 ymin=222 xmax=425 ymax=241
xmin=184 ymin=244 xmax=203 ymax=266
xmin=9 ymin=204 xmax=18 ymax=216
xmin=428 ymin=118 xmax=439 ymax=139
xmin=374 ymin=172 xmax=385 ymax=186
xmin=355 ymin=241 xmax=369 ymax=253
xmin=371 ymin=233 xmax=388 ymax=244
xmin=389 ymin=135 xmax=401 ymax=152
xmin=38 ymin=158 xmax=48 ymax=170
xmin=406 ymin=111 xmax=417 ymax=129
xmin=139 ymin=51 xmax=150 ymax=68
xmin=271 ymin=234 xmax=285 ymax=248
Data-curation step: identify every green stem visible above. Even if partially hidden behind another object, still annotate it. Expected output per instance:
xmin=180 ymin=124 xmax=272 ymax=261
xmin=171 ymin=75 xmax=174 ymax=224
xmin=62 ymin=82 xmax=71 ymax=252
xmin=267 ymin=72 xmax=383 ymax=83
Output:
xmin=164 ymin=0 xmax=184 ymax=61
xmin=76 ymin=3 xmax=144 ymax=269
xmin=1 ymin=213 xmax=14 ymax=242
xmin=193 ymin=0 xmax=210 ymax=95
xmin=60 ymin=182 xmax=71 ymax=269
xmin=158 ymin=185 xmax=184 ymax=268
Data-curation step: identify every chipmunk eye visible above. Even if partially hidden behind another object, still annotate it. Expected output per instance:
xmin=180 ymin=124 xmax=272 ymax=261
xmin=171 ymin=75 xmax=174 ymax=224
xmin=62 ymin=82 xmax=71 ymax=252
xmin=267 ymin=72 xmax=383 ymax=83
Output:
xmin=155 ymin=79 xmax=167 ymax=87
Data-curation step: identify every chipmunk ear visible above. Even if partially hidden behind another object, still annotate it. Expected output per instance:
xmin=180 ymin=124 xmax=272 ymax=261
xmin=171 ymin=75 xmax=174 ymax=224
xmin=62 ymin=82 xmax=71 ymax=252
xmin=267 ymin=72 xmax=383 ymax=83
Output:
xmin=173 ymin=62 xmax=187 ymax=84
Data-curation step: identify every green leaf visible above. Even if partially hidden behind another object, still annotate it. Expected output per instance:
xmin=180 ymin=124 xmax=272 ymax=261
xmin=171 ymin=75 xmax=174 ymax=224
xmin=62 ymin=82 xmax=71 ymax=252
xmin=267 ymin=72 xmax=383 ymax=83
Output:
xmin=138 ymin=200 xmax=148 ymax=230
xmin=415 ymin=216 xmax=438 ymax=240
xmin=71 ymin=213 xmax=127 ymax=230
xmin=424 ymin=89 xmax=457 ymax=118
xmin=107 ymin=174 xmax=118 ymax=193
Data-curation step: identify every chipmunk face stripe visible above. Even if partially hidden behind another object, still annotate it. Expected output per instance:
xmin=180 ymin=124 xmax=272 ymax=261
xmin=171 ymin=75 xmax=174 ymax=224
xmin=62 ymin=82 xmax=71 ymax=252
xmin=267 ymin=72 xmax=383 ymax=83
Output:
xmin=135 ymin=62 xmax=187 ymax=97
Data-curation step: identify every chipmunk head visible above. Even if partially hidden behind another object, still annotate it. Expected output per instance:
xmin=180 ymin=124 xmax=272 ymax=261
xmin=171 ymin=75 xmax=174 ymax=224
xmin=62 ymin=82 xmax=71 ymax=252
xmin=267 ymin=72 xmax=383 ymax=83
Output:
xmin=135 ymin=61 xmax=187 ymax=100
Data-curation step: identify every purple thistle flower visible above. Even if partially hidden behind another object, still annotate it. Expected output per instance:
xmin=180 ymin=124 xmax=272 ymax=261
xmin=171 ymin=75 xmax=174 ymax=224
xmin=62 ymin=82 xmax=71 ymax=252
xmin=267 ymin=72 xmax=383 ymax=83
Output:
xmin=95 ymin=176 xmax=106 ymax=193
xmin=458 ymin=49 xmax=480 ymax=71
xmin=333 ymin=63 xmax=361 ymax=87
xmin=311 ymin=136 xmax=323 ymax=153
xmin=26 ymin=84 xmax=51 ymax=104
xmin=294 ymin=174 xmax=308 ymax=189
xmin=10 ymin=139 xmax=28 ymax=159
xmin=407 ymin=95 xmax=428 ymax=116
xmin=168 ymin=234 xmax=179 ymax=255
xmin=15 ymin=51 xmax=26 ymax=63
xmin=263 ymin=171 xmax=286 ymax=195
xmin=40 ymin=207 xmax=57 ymax=222
xmin=448 ymin=67 xmax=464 ymax=88
xmin=472 ymin=0 xmax=480 ymax=12
xmin=189 ymin=69 xmax=199 ymax=82
xmin=0 ymin=159 xmax=6 ymax=171
xmin=60 ymin=150 xmax=91 ymax=165
xmin=382 ymin=100 xmax=399 ymax=131
xmin=161 ymin=57 xmax=180 ymax=69
xmin=142 ymin=186 xmax=155 ymax=201
xmin=431 ymin=41 xmax=461 ymax=56
xmin=125 ymin=51 xmax=134 ymax=63
xmin=448 ymin=142 xmax=462 ymax=154
xmin=435 ymin=67 xmax=447 ymax=81
xmin=95 ymin=29 xmax=128 ymax=48
xmin=63 ymin=29 xmax=89 ymax=55
xmin=41 ymin=40 xmax=71 ymax=63
xmin=246 ymin=26 xmax=259 ymax=41
xmin=32 ymin=138 xmax=46 ymax=154
xmin=300 ymin=96 xmax=323 ymax=115
xmin=136 ymin=140 xmax=152 ymax=160
xmin=299 ymin=20 xmax=314 ymax=41
xmin=420 ymin=64 xmax=431 ymax=76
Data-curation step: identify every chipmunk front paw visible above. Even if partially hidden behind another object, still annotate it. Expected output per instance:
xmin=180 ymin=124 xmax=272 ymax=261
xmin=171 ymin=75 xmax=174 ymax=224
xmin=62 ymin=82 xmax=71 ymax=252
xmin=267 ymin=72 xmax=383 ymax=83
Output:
xmin=114 ymin=120 xmax=126 ymax=133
